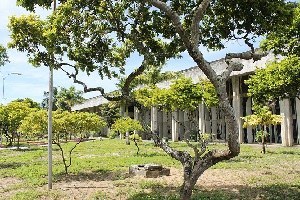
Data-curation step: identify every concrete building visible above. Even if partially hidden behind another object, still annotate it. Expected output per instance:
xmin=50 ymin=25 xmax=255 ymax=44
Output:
xmin=72 ymin=53 xmax=300 ymax=147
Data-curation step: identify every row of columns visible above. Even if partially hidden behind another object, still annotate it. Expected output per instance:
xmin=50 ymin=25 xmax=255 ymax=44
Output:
xmin=130 ymin=98 xmax=299 ymax=146
xmin=128 ymin=76 xmax=300 ymax=146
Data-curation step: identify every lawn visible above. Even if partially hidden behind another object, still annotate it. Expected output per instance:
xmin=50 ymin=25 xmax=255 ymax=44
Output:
xmin=0 ymin=139 xmax=299 ymax=200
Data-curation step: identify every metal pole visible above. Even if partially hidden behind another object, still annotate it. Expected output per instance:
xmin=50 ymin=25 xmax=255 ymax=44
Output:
xmin=48 ymin=0 xmax=56 ymax=190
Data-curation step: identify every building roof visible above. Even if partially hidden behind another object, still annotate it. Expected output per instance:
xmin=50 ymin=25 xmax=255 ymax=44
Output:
xmin=72 ymin=95 xmax=109 ymax=111
xmin=72 ymin=52 xmax=279 ymax=111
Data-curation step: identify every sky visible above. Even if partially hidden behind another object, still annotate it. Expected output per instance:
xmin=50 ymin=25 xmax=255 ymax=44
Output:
xmin=0 ymin=0 xmax=258 ymax=105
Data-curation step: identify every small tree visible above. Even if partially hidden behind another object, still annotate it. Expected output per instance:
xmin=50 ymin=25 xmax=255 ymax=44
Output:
xmin=0 ymin=101 xmax=33 ymax=147
xmin=19 ymin=109 xmax=106 ymax=174
xmin=111 ymin=117 xmax=143 ymax=152
xmin=53 ymin=111 xmax=106 ymax=174
xmin=242 ymin=106 xmax=282 ymax=154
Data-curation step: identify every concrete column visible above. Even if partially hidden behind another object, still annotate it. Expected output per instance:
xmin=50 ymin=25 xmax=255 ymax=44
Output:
xmin=158 ymin=110 xmax=163 ymax=139
xmin=134 ymin=106 xmax=139 ymax=135
xmin=120 ymin=104 xmax=126 ymax=117
xmin=219 ymin=111 xmax=226 ymax=140
xmin=178 ymin=110 xmax=184 ymax=140
xmin=211 ymin=107 xmax=217 ymax=140
xmin=151 ymin=107 xmax=158 ymax=134
xmin=199 ymin=103 xmax=206 ymax=134
xmin=172 ymin=111 xmax=179 ymax=142
xmin=162 ymin=111 xmax=168 ymax=138
xmin=246 ymin=97 xmax=253 ymax=143
xmin=279 ymin=99 xmax=293 ymax=146
xmin=232 ymin=76 xmax=243 ymax=143
xmin=134 ymin=106 xmax=139 ymax=120
xmin=183 ymin=111 xmax=190 ymax=139
xmin=204 ymin=107 xmax=211 ymax=134
xmin=295 ymin=98 xmax=300 ymax=144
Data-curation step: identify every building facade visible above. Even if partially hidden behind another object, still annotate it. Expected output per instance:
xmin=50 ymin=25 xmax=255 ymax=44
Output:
xmin=72 ymin=53 xmax=300 ymax=147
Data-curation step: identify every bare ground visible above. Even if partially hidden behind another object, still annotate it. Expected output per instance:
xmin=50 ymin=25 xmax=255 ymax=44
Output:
xmin=45 ymin=168 xmax=255 ymax=199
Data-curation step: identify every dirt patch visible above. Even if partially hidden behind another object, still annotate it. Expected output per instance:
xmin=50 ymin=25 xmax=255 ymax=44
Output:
xmin=0 ymin=177 xmax=23 ymax=200
xmin=52 ymin=168 xmax=256 ymax=199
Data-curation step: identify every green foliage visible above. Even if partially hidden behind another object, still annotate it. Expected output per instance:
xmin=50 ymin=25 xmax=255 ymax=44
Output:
xmin=203 ymin=0 xmax=295 ymax=50
xmin=242 ymin=106 xmax=282 ymax=128
xmin=18 ymin=109 xmax=47 ymax=139
xmin=55 ymin=86 xmax=85 ymax=111
xmin=111 ymin=117 xmax=143 ymax=135
xmin=255 ymin=130 xmax=269 ymax=143
xmin=41 ymin=86 xmax=84 ymax=111
xmin=261 ymin=5 xmax=300 ymax=56
xmin=129 ymin=133 xmax=142 ymax=141
xmin=12 ymin=98 xmax=41 ymax=109
xmin=118 ymin=65 xmax=180 ymax=92
xmin=0 ymin=44 xmax=9 ymax=66
xmin=0 ymin=101 xmax=34 ymax=137
xmin=16 ymin=0 xmax=65 ymax=12
xmin=0 ymin=141 xmax=300 ymax=199
xmin=246 ymin=56 xmax=300 ymax=106
xmin=18 ymin=110 xmax=106 ymax=140
xmin=98 ymin=102 xmax=120 ymax=128
xmin=134 ymin=77 xmax=218 ymax=111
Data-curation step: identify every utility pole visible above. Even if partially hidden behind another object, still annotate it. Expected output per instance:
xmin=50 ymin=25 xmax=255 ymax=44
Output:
xmin=48 ymin=0 xmax=56 ymax=190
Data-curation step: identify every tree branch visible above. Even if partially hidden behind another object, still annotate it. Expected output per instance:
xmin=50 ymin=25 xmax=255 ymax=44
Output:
xmin=147 ymin=0 xmax=217 ymax=82
xmin=191 ymin=0 xmax=211 ymax=45
xmin=220 ymin=60 xmax=244 ymax=80
xmin=225 ymin=50 xmax=268 ymax=62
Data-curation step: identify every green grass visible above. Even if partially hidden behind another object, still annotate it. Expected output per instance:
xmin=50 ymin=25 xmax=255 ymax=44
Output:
xmin=0 ymin=139 xmax=299 ymax=199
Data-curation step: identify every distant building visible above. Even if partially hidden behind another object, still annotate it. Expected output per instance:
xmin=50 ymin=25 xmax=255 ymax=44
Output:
xmin=72 ymin=53 xmax=299 ymax=146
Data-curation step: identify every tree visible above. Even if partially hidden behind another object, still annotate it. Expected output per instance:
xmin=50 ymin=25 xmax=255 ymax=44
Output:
xmin=247 ymin=5 xmax=300 ymax=106
xmin=56 ymin=86 xmax=85 ymax=111
xmin=10 ymin=0 xmax=296 ymax=199
xmin=0 ymin=101 xmax=33 ymax=147
xmin=134 ymin=77 xmax=218 ymax=141
xmin=0 ymin=45 xmax=9 ymax=66
xmin=242 ymin=106 xmax=282 ymax=154
xmin=53 ymin=111 xmax=106 ymax=174
xmin=98 ymin=102 xmax=120 ymax=129
xmin=41 ymin=86 xmax=84 ymax=111
xmin=247 ymin=56 xmax=300 ymax=106
xmin=12 ymin=98 xmax=41 ymax=109
xmin=41 ymin=87 xmax=58 ymax=110
xmin=111 ymin=117 xmax=143 ymax=151
xmin=18 ymin=109 xmax=48 ymax=139
xmin=19 ymin=109 xmax=106 ymax=174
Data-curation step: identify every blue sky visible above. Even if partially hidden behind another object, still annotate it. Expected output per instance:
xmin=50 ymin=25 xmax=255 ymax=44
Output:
xmin=0 ymin=0 xmax=258 ymax=105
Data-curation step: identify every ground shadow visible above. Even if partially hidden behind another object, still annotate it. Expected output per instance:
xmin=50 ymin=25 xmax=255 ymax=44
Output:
xmin=127 ymin=183 xmax=300 ymax=200
xmin=267 ymin=150 xmax=300 ymax=156
xmin=0 ymin=162 xmax=24 ymax=169
xmin=54 ymin=169 xmax=130 ymax=183
xmin=137 ymin=152 xmax=166 ymax=157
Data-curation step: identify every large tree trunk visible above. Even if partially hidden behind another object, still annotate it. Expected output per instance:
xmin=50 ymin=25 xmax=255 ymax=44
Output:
xmin=180 ymin=163 xmax=201 ymax=200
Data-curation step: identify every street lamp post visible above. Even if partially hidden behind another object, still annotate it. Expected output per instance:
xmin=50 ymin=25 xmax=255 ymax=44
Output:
xmin=2 ymin=72 xmax=22 ymax=100
xmin=0 ymin=72 xmax=22 ymax=146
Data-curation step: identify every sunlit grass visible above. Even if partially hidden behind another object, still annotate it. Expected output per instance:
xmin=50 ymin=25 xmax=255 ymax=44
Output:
xmin=0 ymin=139 xmax=299 ymax=199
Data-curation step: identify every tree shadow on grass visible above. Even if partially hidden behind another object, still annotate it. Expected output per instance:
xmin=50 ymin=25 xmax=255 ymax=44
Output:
xmin=127 ymin=183 xmax=300 ymax=200
xmin=54 ymin=169 xmax=130 ymax=183
xmin=0 ymin=162 xmax=24 ymax=169
xmin=137 ymin=152 xmax=166 ymax=157
xmin=267 ymin=150 xmax=300 ymax=156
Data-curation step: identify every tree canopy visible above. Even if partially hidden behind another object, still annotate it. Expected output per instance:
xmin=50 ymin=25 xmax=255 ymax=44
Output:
xmin=10 ymin=0 xmax=297 ymax=199
xmin=41 ymin=86 xmax=84 ymax=111
xmin=0 ymin=45 xmax=9 ymax=66
xmin=247 ymin=56 xmax=300 ymax=106
xmin=134 ymin=77 xmax=218 ymax=111
xmin=247 ymin=5 xmax=300 ymax=106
